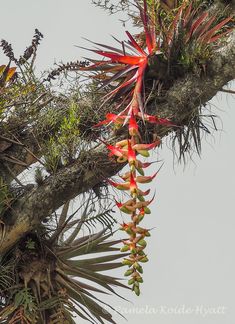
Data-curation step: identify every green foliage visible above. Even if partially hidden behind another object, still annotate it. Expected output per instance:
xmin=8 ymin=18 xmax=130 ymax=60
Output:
xmin=25 ymin=238 xmax=36 ymax=250
xmin=34 ymin=168 xmax=44 ymax=186
xmin=58 ymin=101 xmax=80 ymax=157
xmin=43 ymin=101 xmax=80 ymax=172
xmin=0 ymin=261 xmax=14 ymax=295
xmin=43 ymin=137 xmax=62 ymax=174
xmin=82 ymin=209 xmax=117 ymax=231
xmin=179 ymin=42 xmax=211 ymax=74
xmin=14 ymin=288 xmax=38 ymax=319
xmin=0 ymin=287 xmax=38 ymax=323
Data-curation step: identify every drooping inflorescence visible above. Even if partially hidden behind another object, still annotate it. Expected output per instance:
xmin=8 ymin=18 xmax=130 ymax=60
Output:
xmin=81 ymin=0 xmax=234 ymax=295
xmin=85 ymin=0 xmax=174 ymax=295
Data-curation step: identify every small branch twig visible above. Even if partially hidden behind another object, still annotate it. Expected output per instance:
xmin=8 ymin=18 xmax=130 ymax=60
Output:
xmin=220 ymin=89 xmax=235 ymax=94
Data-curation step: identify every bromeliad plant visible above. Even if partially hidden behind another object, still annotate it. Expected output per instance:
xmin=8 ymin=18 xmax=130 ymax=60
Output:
xmin=81 ymin=0 xmax=173 ymax=296
xmin=80 ymin=0 xmax=234 ymax=296
xmin=0 ymin=203 xmax=128 ymax=324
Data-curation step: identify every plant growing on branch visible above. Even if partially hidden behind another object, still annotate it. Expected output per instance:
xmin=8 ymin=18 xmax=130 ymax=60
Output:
xmin=0 ymin=0 xmax=234 ymax=323
xmin=80 ymin=0 xmax=233 ymax=295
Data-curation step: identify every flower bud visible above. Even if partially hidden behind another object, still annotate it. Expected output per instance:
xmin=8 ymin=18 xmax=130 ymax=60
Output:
xmin=128 ymin=278 xmax=135 ymax=285
xmin=120 ymin=245 xmax=130 ymax=252
xmin=136 ymin=276 xmax=143 ymax=283
xmin=144 ymin=207 xmax=151 ymax=214
xmin=133 ymin=262 xmax=143 ymax=273
xmin=134 ymin=285 xmax=140 ymax=296
xmin=137 ymin=215 xmax=144 ymax=223
xmin=130 ymin=248 xmax=137 ymax=254
xmin=140 ymin=256 xmax=149 ymax=263
xmin=138 ymin=239 xmax=147 ymax=247
xmin=124 ymin=269 xmax=134 ymax=277
xmin=137 ymin=168 xmax=144 ymax=176
xmin=138 ymin=150 xmax=150 ymax=157
xmin=122 ymin=259 xmax=133 ymax=266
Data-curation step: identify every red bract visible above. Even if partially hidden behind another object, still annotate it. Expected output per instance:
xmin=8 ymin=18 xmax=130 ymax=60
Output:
xmin=129 ymin=112 xmax=140 ymax=137
xmin=136 ymin=171 xmax=158 ymax=184
xmin=128 ymin=140 xmax=137 ymax=166
xmin=102 ymin=141 xmax=127 ymax=159
xmin=130 ymin=172 xmax=138 ymax=196
xmin=107 ymin=179 xmax=130 ymax=191
xmin=137 ymin=112 xmax=174 ymax=126
xmin=94 ymin=113 xmax=126 ymax=127
xmin=136 ymin=160 xmax=153 ymax=169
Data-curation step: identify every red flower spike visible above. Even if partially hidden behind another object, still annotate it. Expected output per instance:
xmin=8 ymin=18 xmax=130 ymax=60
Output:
xmin=80 ymin=0 xmax=227 ymax=296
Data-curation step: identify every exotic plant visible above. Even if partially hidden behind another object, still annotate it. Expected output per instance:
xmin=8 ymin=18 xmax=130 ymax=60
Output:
xmin=0 ymin=0 xmax=234 ymax=323
xmin=81 ymin=0 xmax=174 ymax=296
xmin=0 ymin=199 xmax=127 ymax=324
xmin=80 ymin=0 xmax=234 ymax=295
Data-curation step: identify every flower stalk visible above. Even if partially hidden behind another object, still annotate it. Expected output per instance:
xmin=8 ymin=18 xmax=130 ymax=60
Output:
xmin=84 ymin=0 xmax=233 ymax=296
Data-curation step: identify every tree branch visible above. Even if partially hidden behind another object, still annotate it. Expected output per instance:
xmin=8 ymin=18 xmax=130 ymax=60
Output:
xmin=0 ymin=32 xmax=234 ymax=255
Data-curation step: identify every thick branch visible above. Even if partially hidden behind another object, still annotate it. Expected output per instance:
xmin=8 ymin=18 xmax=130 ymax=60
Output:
xmin=0 ymin=33 xmax=235 ymax=255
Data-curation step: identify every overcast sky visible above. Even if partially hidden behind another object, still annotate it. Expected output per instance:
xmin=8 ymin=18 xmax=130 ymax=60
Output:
xmin=1 ymin=1 xmax=235 ymax=324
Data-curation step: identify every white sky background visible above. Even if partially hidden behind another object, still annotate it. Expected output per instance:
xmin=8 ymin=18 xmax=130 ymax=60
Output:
xmin=0 ymin=1 xmax=235 ymax=323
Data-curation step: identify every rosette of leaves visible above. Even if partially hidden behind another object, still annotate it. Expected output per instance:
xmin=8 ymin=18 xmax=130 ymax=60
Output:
xmin=0 ymin=204 xmax=128 ymax=324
